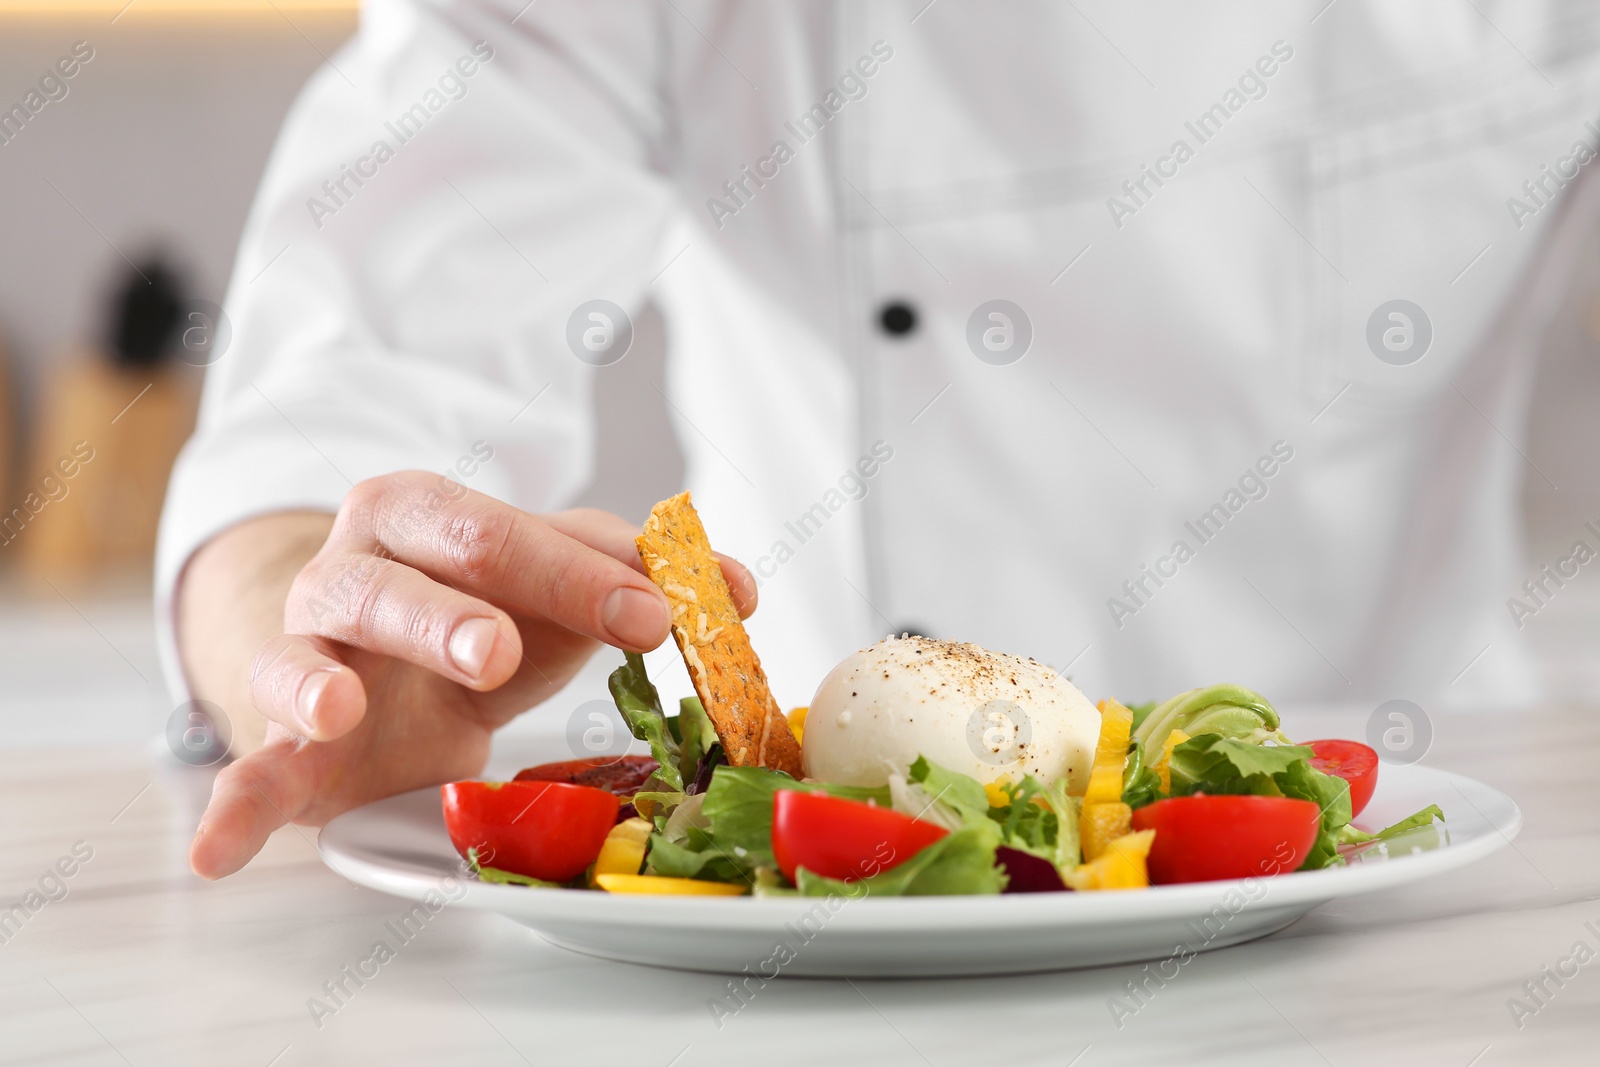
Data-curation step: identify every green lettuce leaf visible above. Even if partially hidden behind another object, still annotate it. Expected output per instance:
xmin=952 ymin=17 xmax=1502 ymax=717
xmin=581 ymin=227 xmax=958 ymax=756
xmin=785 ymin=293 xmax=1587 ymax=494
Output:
xmin=1337 ymin=804 xmax=1445 ymax=846
xmin=1167 ymin=735 xmax=1311 ymax=793
xmin=1273 ymin=758 xmax=1351 ymax=870
xmin=676 ymin=696 xmax=718 ymax=786
xmin=905 ymin=761 xmax=1081 ymax=872
xmin=643 ymin=828 xmax=753 ymax=883
xmin=466 ymin=847 xmax=563 ymax=888
xmin=1045 ymin=779 xmax=1081 ymax=870
xmin=995 ymin=774 xmax=1049 ymax=854
xmin=793 ymin=821 xmax=1006 ymax=897
xmin=1121 ymin=739 xmax=1161 ymax=809
xmin=1008 ymin=776 xmax=1081 ymax=872
xmin=906 ymin=756 xmax=992 ymax=824
xmin=631 ymin=790 xmax=686 ymax=810
xmin=608 ymin=652 xmax=682 ymax=791
xmin=903 ymin=758 xmax=1080 ymax=870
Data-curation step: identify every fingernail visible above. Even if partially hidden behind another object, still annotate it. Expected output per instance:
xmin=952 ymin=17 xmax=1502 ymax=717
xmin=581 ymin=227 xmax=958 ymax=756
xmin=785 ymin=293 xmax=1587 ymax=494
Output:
xmin=603 ymin=586 xmax=670 ymax=649
xmin=449 ymin=617 xmax=500 ymax=679
xmin=297 ymin=669 xmax=337 ymax=733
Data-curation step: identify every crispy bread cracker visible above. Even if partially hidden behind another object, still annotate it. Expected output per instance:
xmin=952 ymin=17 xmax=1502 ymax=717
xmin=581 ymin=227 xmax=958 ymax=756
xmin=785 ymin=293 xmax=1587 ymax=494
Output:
xmin=636 ymin=492 xmax=803 ymax=777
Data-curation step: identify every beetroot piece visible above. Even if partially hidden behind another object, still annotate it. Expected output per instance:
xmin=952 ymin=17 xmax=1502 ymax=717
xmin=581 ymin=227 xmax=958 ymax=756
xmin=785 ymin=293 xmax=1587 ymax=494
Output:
xmin=996 ymin=846 xmax=1067 ymax=892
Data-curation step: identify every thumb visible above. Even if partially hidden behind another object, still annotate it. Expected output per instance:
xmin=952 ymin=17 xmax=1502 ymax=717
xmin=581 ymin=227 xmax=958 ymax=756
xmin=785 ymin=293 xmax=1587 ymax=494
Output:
xmin=190 ymin=737 xmax=319 ymax=879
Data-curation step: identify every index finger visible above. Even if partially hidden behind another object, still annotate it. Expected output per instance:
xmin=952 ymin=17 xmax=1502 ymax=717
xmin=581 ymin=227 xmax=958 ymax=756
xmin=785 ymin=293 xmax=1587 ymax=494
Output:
xmin=336 ymin=474 xmax=669 ymax=652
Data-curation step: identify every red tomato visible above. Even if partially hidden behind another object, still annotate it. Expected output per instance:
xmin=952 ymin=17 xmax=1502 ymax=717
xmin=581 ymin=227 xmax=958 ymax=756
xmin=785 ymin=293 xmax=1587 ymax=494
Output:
xmin=441 ymin=780 xmax=619 ymax=883
xmin=1305 ymin=739 xmax=1379 ymax=817
xmin=514 ymin=756 xmax=660 ymax=796
xmin=1130 ymin=795 xmax=1321 ymax=884
xmin=771 ymin=791 xmax=948 ymax=884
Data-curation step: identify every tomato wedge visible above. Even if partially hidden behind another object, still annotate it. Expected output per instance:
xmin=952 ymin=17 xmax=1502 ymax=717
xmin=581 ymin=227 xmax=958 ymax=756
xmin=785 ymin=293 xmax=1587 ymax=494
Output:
xmin=1304 ymin=739 xmax=1379 ymax=817
xmin=441 ymin=780 xmax=619 ymax=883
xmin=1130 ymin=795 xmax=1320 ymax=884
xmin=513 ymin=755 xmax=660 ymax=796
xmin=771 ymin=791 xmax=947 ymax=884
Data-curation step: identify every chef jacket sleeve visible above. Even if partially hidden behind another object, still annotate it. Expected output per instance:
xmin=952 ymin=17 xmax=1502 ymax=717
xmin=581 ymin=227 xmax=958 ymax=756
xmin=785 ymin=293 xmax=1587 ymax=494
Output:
xmin=155 ymin=0 xmax=681 ymax=702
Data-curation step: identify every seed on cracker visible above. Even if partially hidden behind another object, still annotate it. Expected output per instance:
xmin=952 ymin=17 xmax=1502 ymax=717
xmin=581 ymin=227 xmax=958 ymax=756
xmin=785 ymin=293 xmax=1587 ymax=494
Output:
xmin=636 ymin=492 xmax=803 ymax=777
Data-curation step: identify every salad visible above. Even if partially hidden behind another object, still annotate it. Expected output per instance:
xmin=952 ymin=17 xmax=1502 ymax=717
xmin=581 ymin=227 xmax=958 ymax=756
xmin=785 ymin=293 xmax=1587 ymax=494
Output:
xmin=440 ymin=493 xmax=1443 ymax=896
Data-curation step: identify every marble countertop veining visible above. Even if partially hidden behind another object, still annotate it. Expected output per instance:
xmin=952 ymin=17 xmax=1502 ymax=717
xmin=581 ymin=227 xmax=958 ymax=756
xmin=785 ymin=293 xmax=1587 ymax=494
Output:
xmin=1 ymin=705 xmax=1598 ymax=1066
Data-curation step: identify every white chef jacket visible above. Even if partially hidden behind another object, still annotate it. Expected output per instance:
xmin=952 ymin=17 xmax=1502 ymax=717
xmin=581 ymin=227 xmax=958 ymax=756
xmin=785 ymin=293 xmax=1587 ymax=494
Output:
xmin=157 ymin=0 xmax=1600 ymax=716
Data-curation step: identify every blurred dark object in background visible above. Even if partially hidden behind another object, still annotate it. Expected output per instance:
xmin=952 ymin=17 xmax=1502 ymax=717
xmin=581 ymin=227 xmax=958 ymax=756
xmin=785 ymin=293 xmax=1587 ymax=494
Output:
xmin=14 ymin=253 xmax=198 ymax=589
xmin=109 ymin=258 xmax=185 ymax=368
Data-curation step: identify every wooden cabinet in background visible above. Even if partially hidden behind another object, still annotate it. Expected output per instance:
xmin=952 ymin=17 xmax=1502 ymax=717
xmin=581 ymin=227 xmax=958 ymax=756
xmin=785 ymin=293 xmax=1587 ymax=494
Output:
xmin=10 ymin=352 xmax=198 ymax=589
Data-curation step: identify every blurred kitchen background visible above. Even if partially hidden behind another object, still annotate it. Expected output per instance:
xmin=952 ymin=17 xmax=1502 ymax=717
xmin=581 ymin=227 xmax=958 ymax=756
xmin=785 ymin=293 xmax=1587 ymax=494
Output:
xmin=0 ymin=0 xmax=1596 ymax=753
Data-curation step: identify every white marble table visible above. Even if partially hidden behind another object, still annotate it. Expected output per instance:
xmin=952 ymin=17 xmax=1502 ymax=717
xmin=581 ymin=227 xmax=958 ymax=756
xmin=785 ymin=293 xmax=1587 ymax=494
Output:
xmin=2 ymin=704 xmax=1597 ymax=1066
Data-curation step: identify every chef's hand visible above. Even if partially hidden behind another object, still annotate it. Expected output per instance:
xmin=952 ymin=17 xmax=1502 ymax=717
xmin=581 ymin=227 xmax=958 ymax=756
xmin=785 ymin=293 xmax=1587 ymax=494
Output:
xmin=178 ymin=472 xmax=755 ymax=878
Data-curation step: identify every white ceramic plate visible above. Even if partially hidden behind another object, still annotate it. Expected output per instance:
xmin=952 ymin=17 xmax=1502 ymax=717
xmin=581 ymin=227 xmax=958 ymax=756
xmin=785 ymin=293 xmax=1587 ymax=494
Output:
xmin=318 ymin=762 xmax=1519 ymax=977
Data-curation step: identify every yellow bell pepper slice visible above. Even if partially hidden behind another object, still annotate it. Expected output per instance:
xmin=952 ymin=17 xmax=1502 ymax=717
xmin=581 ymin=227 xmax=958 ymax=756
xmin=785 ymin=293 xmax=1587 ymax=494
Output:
xmin=1075 ymin=697 xmax=1136 ymax=862
xmin=1064 ymin=829 xmax=1154 ymax=891
xmin=594 ymin=873 xmax=747 ymax=896
xmin=589 ymin=816 xmax=652 ymax=885
xmin=787 ymin=706 xmax=809 ymax=745
xmin=983 ymin=775 xmax=1015 ymax=809
xmin=1080 ymin=801 xmax=1132 ymax=861
xmin=1153 ymin=728 xmax=1190 ymax=795
xmin=1084 ymin=699 xmax=1134 ymax=806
